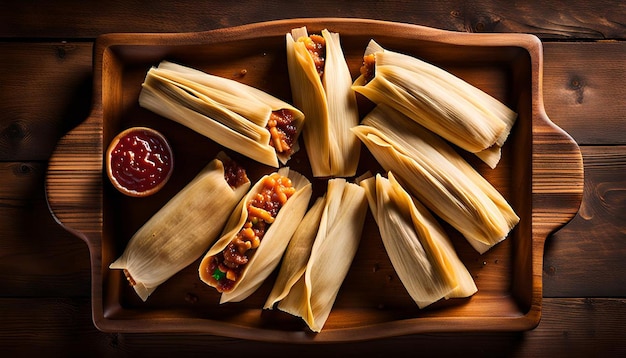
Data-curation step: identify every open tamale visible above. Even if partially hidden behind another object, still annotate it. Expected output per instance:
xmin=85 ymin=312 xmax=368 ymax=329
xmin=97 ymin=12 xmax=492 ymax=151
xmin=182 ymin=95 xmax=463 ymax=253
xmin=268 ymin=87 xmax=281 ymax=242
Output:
xmin=139 ymin=61 xmax=304 ymax=167
xmin=286 ymin=27 xmax=360 ymax=177
xmin=199 ymin=167 xmax=312 ymax=303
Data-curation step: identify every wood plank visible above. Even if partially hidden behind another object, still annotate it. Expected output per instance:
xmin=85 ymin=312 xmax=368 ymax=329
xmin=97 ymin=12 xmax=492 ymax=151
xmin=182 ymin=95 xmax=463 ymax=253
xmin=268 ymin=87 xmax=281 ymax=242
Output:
xmin=0 ymin=42 xmax=92 ymax=161
xmin=544 ymin=146 xmax=626 ymax=297
xmin=0 ymin=297 xmax=624 ymax=356
xmin=1 ymin=1 xmax=625 ymax=40
xmin=543 ymin=42 xmax=626 ymax=145
xmin=0 ymin=162 xmax=91 ymax=297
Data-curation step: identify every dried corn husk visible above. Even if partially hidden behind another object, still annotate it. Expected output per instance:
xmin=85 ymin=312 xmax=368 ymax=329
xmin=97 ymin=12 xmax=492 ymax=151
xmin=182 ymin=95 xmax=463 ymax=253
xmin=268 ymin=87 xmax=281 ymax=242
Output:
xmin=139 ymin=61 xmax=305 ymax=167
xmin=109 ymin=153 xmax=250 ymax=301
xmin=352 ymin=104 xmax=519 ymax=253
xmin=199 ymin=167 xmax=312 ymax=303
xmin=352 ymin=40 xmax=517 ymax=168
xmin=360 ymin=172 xmax=477 ymax=308
xmin=286 ymin=27 xmax=360 ymax=177
xmin=263 ymin=196 xmax=325 ymax=309
xmin=265 ymin=178 xmax=368 ymax=332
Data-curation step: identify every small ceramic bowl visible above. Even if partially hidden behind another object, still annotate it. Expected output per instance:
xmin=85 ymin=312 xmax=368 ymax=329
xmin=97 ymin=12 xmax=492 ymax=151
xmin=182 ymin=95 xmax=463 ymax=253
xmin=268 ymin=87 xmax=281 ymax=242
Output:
xmin=105 ymin=127 xmax=174 ymax=197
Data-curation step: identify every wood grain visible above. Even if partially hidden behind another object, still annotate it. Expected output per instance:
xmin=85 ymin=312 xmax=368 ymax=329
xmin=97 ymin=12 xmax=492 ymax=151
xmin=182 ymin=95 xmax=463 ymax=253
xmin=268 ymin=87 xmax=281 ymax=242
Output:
xmin=0 ymin=43 xmax=92 ymax=161
xmin=1 ymin=0 xmax=625 ymax=40
xmin=543 ymin=42 xmax=626 ymax=145
xmin=0 ymin=162 xmax=91 ymax=297
xmin=544 ymin=146 xmax=626 ymax=297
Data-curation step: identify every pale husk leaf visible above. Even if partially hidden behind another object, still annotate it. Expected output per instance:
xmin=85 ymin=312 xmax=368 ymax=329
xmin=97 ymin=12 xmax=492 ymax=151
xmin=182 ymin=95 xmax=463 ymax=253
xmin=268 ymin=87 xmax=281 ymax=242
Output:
xmin=139 ymin=62 xmax=305 ymax=167
xmin=145 ymin=69 xmax=270 ymax=142
xmin=139 ymin=78 xmax=279 ymax=167
xmin=156 ymin=61 xmax=304 ymax=126
xmin=362 ymin=173 xmax=477 ymax=308
xmin=154 ymin=61 xmax=306 ymax=165
xmin=263 ymin=196 xmax=326 ymax=309
xmin=276 ymin=178 xmax=368 ymax=332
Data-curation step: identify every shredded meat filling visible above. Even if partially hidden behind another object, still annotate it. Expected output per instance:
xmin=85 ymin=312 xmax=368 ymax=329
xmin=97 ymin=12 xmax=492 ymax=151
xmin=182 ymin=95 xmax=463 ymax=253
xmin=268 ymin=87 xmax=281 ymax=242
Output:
xmin=360 ymin=54 xmax=376 ymax=84
xmin=222 ymin=158 xmax=248 ymax=189
xmin=267 ymin=109 xmax=297 ymax=156
xmin=299 ymin=34 xmax=326 ymax=79
xmin=209 ymin=173 xmax=296 ymax=292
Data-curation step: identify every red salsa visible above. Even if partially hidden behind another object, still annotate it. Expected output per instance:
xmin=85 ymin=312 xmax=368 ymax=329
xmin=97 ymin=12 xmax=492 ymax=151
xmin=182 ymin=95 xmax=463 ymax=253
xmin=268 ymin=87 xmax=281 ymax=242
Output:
xmin=107 ymin=127 xmax=173 ymax=196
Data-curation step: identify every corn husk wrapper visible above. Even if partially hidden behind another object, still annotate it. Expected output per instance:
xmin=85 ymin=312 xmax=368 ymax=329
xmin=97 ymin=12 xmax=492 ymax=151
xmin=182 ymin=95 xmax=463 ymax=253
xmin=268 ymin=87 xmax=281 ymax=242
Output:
xmin=360 ymin=172 xmax=477 ymax=308
xmin=264 ymin=178 xmax=368 ymax=332
xmin=352 ymin=40 xmax=517 ymax=168
xmin=199 ymin=167 xmax=312 ymax=303
xmin=262 ymin=196 xmax=325 ymax=309
xmin=139 ymin=61 xmax=305 ymax=167
xmin=109 ymin=153 xmax=250 ymax=301
xmin=286 ymin=27 xmax=360 ymax=177
xmin=352 ymin=104 xmax=519 ymax=253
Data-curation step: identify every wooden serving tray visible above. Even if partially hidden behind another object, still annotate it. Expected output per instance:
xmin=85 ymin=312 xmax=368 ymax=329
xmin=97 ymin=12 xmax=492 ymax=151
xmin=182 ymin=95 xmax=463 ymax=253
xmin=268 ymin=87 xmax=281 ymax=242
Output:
xmin=45 ymin=18 xmax=583 ymax=342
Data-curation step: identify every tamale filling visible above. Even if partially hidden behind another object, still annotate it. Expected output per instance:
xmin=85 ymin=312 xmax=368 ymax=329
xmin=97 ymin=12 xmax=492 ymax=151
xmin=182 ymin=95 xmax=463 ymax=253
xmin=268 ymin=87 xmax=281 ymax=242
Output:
xmin=208 ymin=173 xmax=296 ymax=292
xmin=267 ymin=109 xmax=298 ymax=156
xmin=360 ymin=54 xmax=376 ymax=84
xmin=299 ymin=34 xmax=326 ymax=78
xmin=223 ymin=157 xmax=249 ymax=189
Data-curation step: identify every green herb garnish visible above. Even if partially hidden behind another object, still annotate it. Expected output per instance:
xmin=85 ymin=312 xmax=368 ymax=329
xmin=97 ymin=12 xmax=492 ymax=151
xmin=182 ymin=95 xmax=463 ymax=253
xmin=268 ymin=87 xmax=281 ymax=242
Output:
xmin=212 ymin=268 xmax=225 ymax=281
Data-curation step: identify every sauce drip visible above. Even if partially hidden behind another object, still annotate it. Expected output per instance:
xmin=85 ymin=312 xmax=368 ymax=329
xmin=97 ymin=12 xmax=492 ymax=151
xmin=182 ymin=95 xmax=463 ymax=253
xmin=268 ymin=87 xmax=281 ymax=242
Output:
xmin=109 ymin=128 xmax=173 ymax=193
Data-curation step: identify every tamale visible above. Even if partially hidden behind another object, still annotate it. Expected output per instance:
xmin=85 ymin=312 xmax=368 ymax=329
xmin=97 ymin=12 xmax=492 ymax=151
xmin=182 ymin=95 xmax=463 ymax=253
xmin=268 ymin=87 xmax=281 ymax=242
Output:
xmin=139 ymin=61 xmax=305 ymax=167
xmin=352 ymin=104 xmax=519 ymax=253
xmin=360 ymin=172 xmax=477 ymax=308
xmin=199 ymin=167 xmax=312 ymax=303
xmin=109 ymin=153 xmax=250 ymax=301
xmin=286 ymin=27 xmax=360 ymax=177
xmin=353 ymin=40 xmax=517 ymax=168
xmin=265 ymin=178 xmax=368 ymax=332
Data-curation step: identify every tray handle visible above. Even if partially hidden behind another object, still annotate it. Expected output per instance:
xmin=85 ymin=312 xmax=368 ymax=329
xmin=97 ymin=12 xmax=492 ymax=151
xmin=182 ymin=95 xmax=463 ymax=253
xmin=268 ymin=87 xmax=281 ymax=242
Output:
xmin=45 ymin=111 xmax=103 ymax=245
xmin=532 ymin=110 xmax=584 ymax=239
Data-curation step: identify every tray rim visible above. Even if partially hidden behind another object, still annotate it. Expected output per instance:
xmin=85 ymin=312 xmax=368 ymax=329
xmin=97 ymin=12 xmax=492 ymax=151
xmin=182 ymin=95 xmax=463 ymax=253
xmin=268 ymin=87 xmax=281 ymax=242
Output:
xmin=44 ymin=17 xmax=584 ymax=342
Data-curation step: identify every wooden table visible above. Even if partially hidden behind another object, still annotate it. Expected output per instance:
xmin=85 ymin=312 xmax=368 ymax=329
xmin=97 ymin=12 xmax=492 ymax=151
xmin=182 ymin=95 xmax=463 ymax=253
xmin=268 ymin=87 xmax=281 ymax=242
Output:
xmin=1 ymin=1 xmax=624 ymax=356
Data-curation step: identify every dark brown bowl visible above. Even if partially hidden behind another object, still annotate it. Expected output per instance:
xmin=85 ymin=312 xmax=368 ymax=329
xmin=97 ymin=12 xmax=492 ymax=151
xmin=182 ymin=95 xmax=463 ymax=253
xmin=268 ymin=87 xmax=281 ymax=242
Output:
xmin=45 ymin=18 xmax=583 ymax=342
